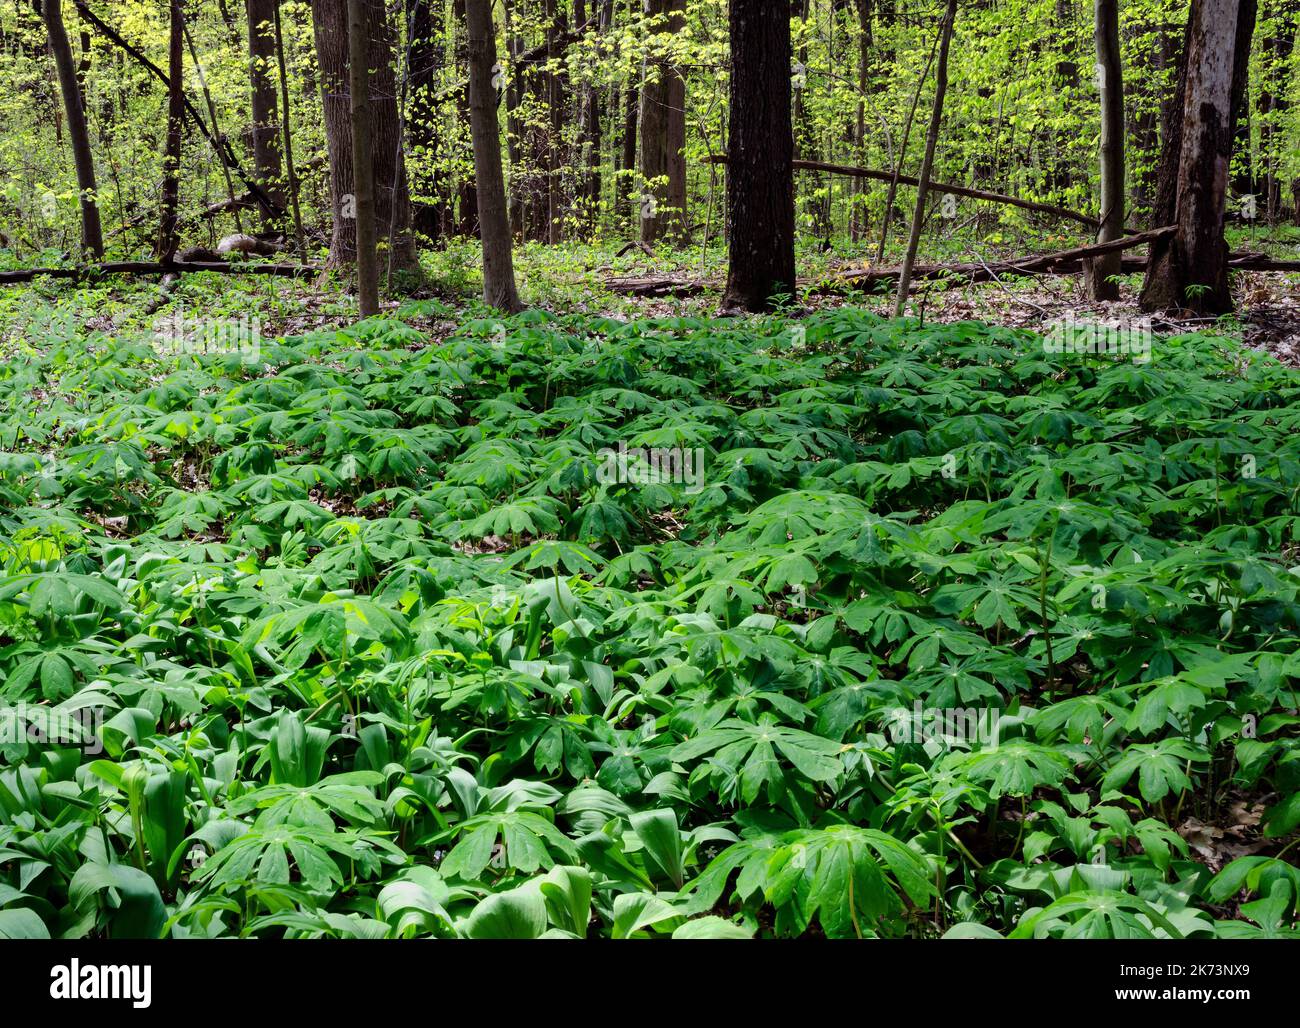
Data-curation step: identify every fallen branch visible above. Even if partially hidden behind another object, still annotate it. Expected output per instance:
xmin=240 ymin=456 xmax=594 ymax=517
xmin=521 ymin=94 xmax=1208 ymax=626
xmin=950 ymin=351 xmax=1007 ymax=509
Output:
xmin=823 ymin=227 xmax=1177 ymax=291
xmin=705 ymin=154 xmax=1105 ymax=230
xmin=606 ymin=228 xmax=1178 ymax=298
xmin=0 ymin=261 xmax=319 ymax=285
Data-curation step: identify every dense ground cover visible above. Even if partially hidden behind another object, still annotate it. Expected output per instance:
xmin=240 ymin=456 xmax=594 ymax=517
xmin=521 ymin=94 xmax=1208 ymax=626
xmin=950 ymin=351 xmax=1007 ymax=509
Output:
xmin=0 ymin=305 xmax=1297 ymax=939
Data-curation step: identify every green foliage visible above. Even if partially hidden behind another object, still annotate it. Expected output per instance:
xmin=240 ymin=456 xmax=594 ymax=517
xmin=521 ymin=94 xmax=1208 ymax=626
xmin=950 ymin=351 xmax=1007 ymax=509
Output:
xmin=0 ymin=305 xmax=1296 ymax=939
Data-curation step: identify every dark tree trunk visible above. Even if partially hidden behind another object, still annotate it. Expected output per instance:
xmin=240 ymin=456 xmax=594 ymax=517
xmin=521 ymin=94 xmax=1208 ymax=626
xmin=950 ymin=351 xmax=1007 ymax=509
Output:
xmin=42 ymin=0 xmax=104 ymax=257
xmin=348 ymin=0 xmax=379 ymax=314
xmin=1140 ymin=0 xmax=1256 ymax=315
xmin=273 ymin=1 xmax=305 ymax=254
xmin=454 ymin=0 xmax=478 ymax=236
xmin=157 ymin=0 xmax=185 ymax=261
xmin=408 ymin=0 xmax=444 ymax=243
xmin=466 ymin=0 xmax=522 ymax=311
xmin=311 ymin=0 xmax=418 ymax=273
xmin=639 ymin=0 xmax=687 ymax=243
xmin=246 ymin=0 xmax=284 ymax=226
xmin=1085 ymin=0 xmax=1125 ymax=301
xmin=617 ymin=0 xmax=640 ymax=226
xmin=722 ymin=0 xmax=795 ymax=312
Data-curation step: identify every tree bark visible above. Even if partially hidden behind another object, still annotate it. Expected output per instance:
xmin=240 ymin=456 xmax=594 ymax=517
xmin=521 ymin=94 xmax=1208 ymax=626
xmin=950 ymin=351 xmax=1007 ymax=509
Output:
xmin=41 ymin=0 xmax=104 ymax=257
xmin=246 ymin=0 xmax=284 ymax=226
xmin=466 ymin=0 xmax=522 ymax=312
xmin=157 ymin=0 xmax=185 ymax=261
xmin=273 ymin=0 xmax=306 ymax=254
xmin=1085 ymin=0 xmax=1125 ymax=300
xmin=311 ymin=0 xmax=418 ymax=273
xmin=1140 ymin=0 xmax=1255 ymax=315
xmin=408 ymin=0 xmax=445 ymax=242
xmin=639 ymin=0 xmax=687 ymax=243
xmin=893 ymin=0 xmax=957 ymax=318
xmin=722 ymin=0 xmax=795 ymax=312
xmin=348 ymin=0 xmax=380 ymax=314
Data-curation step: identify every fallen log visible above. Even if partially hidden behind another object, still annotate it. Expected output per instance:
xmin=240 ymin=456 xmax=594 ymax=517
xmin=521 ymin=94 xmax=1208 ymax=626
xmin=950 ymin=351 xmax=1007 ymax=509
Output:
xmin=705 ymin=154 xmax=1106 ymax=230
xmin=825 ymin=226 xmax=1177 ymax=291
xmin=0 ymin=261 xmax=319 ymax=285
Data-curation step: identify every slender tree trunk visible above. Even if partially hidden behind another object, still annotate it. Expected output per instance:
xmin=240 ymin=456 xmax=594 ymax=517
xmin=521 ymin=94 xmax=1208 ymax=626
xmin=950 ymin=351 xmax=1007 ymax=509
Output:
xmin=1085 ymin=0 xmax=1125 ymax=300
xmin=466 ymin=0 xmax=522 ymax=312
xmin=347 ymin=0 xmax=379 ymax=314
xmin=618 ymin=0 xmax=640 ymax=227
xmin=722 ymin=0 xmax=795 ymax=312
xmin=311 ymin=0 xmax=418 ymax=273
xmin=246 ymin=0 xmax=284 ymax=225
xmin=454 ymin=0 xmax=478 ymax=236
xmin=893 ymin=0 xmax=956 ymax=318
xmin=1140 ymin=0 xmax=1255 ymax=315
xmin=851 ymin=0 xmax=871 ymax=242
xmin=157 ymin=0 xmax=185 ymax=261
xmin=274 ymin=0 xmax=306 ymax=254
xmin=409 ymin=0 xmax=444 ymax=242
xmin=41 ymin=0 xmax=104 ymax=257
xmin=639 ymin=0 xmax=687 ymax=243
xmin=184 ymin=15 xmax=244 ymax=234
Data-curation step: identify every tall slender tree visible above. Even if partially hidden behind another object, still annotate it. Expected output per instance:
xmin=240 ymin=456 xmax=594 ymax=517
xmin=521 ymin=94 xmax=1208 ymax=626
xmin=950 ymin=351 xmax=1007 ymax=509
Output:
xmin=639 ymin=0 xmax=686 ymax=244
xmin=893 ymin=0 xmax=957 ymax=318
xmin=722 ymin=0 xmax=795 ymax=313
xmin=41 ymin=0 xmax=104 ymax=257
xmin=347 ymin=0 xmax=379 ymax=314
xmin=157 ymin=0 xmax=185 ymax=261
xmin=466 ymin=0 xmax=522 ymax=312
xmin=246 ymin=0 xmax=284 ymax=225
xmin=1085 ymin=0 xmax=1125 ymax=301
xmin=310 ymin=0 xmax=417 ymax=273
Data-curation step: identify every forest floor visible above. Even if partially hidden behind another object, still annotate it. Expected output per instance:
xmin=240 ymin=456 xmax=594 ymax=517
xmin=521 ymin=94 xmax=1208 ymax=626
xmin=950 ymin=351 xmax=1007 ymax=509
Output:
xmin=11 ymin=227 xmax=1298 ymax=366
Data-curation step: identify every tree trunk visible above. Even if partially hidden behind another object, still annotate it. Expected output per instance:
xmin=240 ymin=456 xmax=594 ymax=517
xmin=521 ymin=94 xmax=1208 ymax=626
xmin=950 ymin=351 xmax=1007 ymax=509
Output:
xmin=348 ymin=0 xmax=380 ymax=315
xmin=466 ymin=0 xmax=522 ymax=312
xmin=157 ymin=0 xmax=185 ymax=261
xmin=408 ymin=0 xmax=444 ymax=243
xmin=1085 ymin=0 xmax=1125 ymax=301
xmin=274 ymin=0 xmax=306 ymax=254
xmin=41 ymin=0 xmax=104 ymax=257
xmin=893 ymin=0 xmax=957 ymax=318
xmin=454 ymin=0 xmax=479 ymax=236
xmin=722 ymin=0 xmax=795 ymax=312
xmin=1140 ymin=0 xmax=1254 ymax=315
xmin=311 ymin=0 xmax=418 ymax=273
xmin=639 ymin=0 xmax=687 ymax=243
xmin=246 ymin=0 xmax=284 ymax=226
xmin=617 ymin=0 xmax=640 ymax=227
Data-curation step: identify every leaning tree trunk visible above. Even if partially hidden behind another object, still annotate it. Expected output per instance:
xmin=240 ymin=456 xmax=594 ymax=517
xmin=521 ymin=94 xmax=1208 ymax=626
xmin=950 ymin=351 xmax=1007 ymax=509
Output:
xmin=157 ymin=0 xmax=185 ymax=261
xmin=893 ymin=0 xmax=957 ymax=318
xmin=310 ymin=0 xmax=418 ymax=274
xmin=246 ymin=0 xmax=284 ymax=226
xmin=1085 ymin=0 xmax=1125 ymax=301
xmin=41 ymin=0 xmax=104 ymax=257
xmin=466 ymin=0 xmax=522 ymax=312
xmin=1140 ymin=0 xmax=1255 ymax=315
xmin=722 ymin=0 xmax=795 ymax=313
xmin=639 ymin=0 xmax=687 ymax=244
xmin=348 ymin=0 xmax=379 ymax=315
